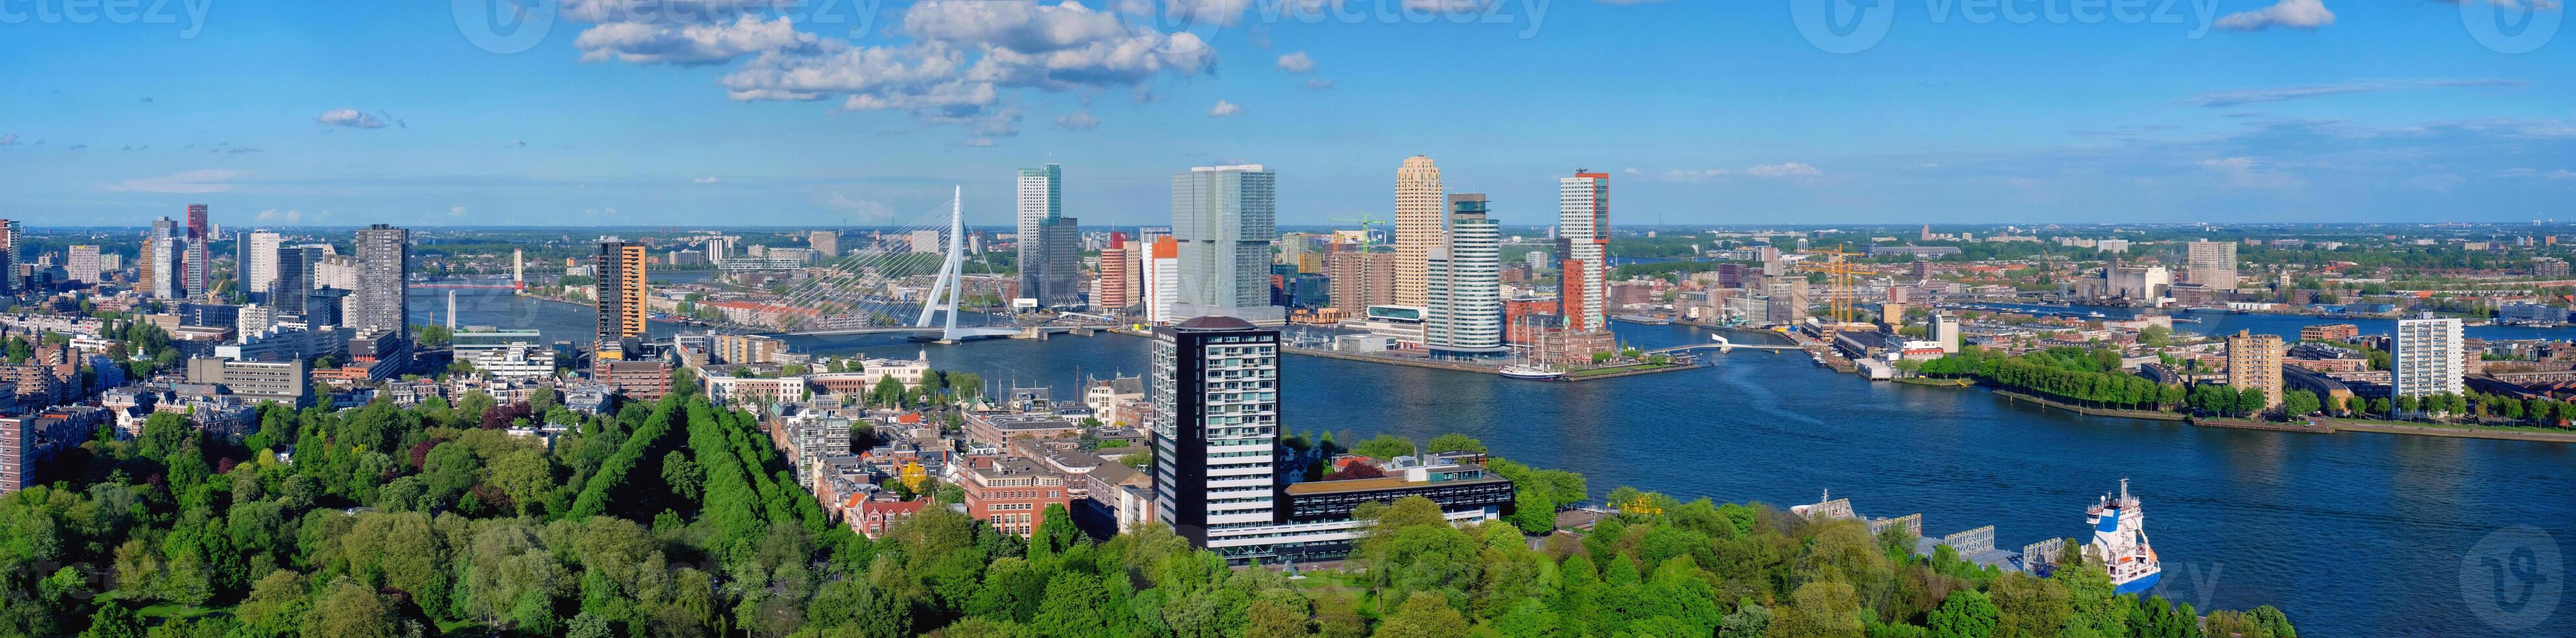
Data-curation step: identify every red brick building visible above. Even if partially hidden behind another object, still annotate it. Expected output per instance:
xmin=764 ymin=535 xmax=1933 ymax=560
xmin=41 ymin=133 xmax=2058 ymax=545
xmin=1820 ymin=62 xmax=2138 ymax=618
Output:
xmin=843 ymin=497 xmax=926 ymax=539
xmin=960 ymin=456 xmax=1072 ymax=537
xmin=598 ymin=360 xmax=672 ymax=401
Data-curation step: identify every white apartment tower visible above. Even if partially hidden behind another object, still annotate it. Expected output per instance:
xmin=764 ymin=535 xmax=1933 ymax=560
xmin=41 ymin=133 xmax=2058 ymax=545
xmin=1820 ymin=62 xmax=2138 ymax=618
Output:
xmin=1392 ymin=155 xmax=1443 ymax=309
xmin=2392 ymin=316 xmax=2465 ymax=398
xmin=1426 ymin=194 xmax=1504 ymax=355
xmin=241 ymin=230 xmax=283 ymax=302
xmin=1557 ymin=171 xmax=1611 ymax=333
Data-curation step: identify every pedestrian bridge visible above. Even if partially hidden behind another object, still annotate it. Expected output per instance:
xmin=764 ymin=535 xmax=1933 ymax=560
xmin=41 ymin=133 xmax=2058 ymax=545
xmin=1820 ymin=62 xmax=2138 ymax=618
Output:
xmin=1646 ymin=335 xmax=1803 ymax=354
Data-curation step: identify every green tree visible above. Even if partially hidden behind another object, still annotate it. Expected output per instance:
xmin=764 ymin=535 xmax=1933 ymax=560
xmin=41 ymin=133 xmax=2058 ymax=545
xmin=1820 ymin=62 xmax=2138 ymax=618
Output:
xmin=1350 ymin=434 xmax=1415 ymax=460
xmin=1424 ymin=434 xmax=1486 ymax=455
xmin=1928 ymin=589 xmax=1999 ymax=638
xmin=77 ymin=603 xmax=144 ymax=638
xmin=1372 ymin=591 xmax=1468 ymax=638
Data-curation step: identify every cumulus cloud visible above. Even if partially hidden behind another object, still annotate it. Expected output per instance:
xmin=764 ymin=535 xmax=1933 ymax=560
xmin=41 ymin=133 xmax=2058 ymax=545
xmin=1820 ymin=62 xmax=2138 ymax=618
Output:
xmin=1208 ymin=100 xmax=1244 ymax=117
xmin=2215 ymin=0 xmax=2335 ymax=31
xmin=575 ymin=14 xmax=814 ymax=65
xmin=1276 ymin=51 xmax=1316 ymax=74
xmin=316 ymin=108 xmax=387 ymax=129
xmin=694 ymin=176 xmax=723 ymax=183
xmin=256 ymin=209 xmax=303 ymax=223
xmin=1054 ymin=111 xmax=1101 ymax=130
xmin=106 ymin=169 xmax=241 ymax=193
xmin=2180 ymin=79 xmax=2526 ymax=107
xmin=2553 ymin=169 xmax=2576 ymax=180
xmin=560 ymin=0 xmax=782 ymax=23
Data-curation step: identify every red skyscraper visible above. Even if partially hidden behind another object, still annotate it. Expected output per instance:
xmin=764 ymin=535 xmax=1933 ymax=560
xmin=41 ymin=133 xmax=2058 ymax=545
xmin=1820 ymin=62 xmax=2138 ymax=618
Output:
xmin=186 ymin=204 xmax=208 ymax=240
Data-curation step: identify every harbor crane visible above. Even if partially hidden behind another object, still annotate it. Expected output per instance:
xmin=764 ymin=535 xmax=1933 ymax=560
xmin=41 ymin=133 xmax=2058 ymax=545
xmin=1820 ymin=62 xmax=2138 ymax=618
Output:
xmin=1799 ymin=244 xmax=1884 ymax=325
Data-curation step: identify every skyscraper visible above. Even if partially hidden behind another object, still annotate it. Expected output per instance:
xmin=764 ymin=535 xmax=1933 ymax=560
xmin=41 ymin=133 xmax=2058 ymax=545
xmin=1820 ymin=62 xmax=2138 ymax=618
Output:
xmin=1150 ymin=316 xmax=1282 ymax=553
xmin=2392 ymin=316 xmax=2465 ymax=399
xmin=66 ymin=245 xmax=102 ymax=284
xmin=1392 ymin=155 xmax=1443 ymax=308
xmin=186 ymin=204 xmax=209 ymax=241
xmin=145 ymin=217 xmax=185 ymax=299
xmin=353 ymin=224 xmax=410 ymax=332
xmin=240 ymin=230 xmax=282 ymax=302
xmin=183 ymin=238 xmax=210 ymax=298
xmin=2187 ymin=240 xmax=2237 ymax=290
xmin=1099 ymin=232 xmax=1134 ymax=311
xmin=1326 ymin=251 xmax=1397 ymax=312
xmin=1171 ymin=165 xmax=1283 ymax=324
xmin=1016 ymin=163 xmax=1081 ymax=308
xmin=1557 ymin=171 xmax=1611 ymax=333
xmin=0 ymin=219 xmax=19 ymax=294
xmin=595 ymin=242 xmax=648 ymax=361
xmin=1426 ymin=194 xmax=1504 ymax=356
xmin=1143 ymin=236 xmax=1180 ymax=324
xmin=2224 ymin=329 xmax=2284 ymax=410
xmin=271 ymin=245 xmax=321 ymax=312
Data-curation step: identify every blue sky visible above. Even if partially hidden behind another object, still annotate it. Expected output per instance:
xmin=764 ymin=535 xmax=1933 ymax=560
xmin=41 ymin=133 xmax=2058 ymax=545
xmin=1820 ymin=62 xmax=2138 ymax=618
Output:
xmin=0 ymin=0 xmax=2570 ymax=230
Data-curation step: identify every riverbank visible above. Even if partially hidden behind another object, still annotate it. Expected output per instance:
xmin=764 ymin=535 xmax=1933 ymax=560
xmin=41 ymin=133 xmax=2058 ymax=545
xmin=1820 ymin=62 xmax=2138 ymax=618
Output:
xmin=1279 ymin=346 xmax=1704 ymax=381
xmin=2320 ymin=418 xmax=2576 ymax=444
xmin=1989 ymin=389 xmax=2190 ymax=421
xmin=1975 ymin=387 xmax=2576 ymax=444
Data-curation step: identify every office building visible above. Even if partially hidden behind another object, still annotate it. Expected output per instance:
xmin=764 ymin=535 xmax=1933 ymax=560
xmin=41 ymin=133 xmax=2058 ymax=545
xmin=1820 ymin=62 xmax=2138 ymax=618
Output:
xmin=2392 ymin=317 xmax=2465 ymax=398
xmin=1557 ymin=171 xmax=1611 ymax=333
xmin=2225 ymin=330 xmax=2284 ymax=410
xmin=1424 ymin=194 xmax=1504 ymax=355
xmin=184 ymin=237 xmax=211 ymax=298
xmin=239 ymin=230 xmax=282 ymax=301
xmin=1170 ymin=165 xmax=1283 ymax=324
xmin=809 ymin=230 xmax=839 ymax=260
xmin=1016 ymin=164 xmax=1081 ymax=308
xmin=452 ymin=329 xmax=557 ymax=380
xmin=908 ymin=229 xmax=943 ymax=254
xmin=186 ymin=357 xmax=311 ymax=408
xmin=960 ymin=456 xmax=1073 ymax=538
xmin=304 ymin=288 xmax=350 ymax=329
xmin=1392 ymin=155 xmax=1443 ymax=308
xmin=1327 ymin=251 xmax=1398 ymax=312
xmin=1099 ymin=232 xmax=1135 ymax=311
xmin=352 ymin=224 xmax=409 ymax=332
xmin=2187 ymin=240 xmax=2237 ymax=290
xmin=715 ymin=333 xmax=782 ymax=365
xmin=595 ymin=242 xmax=648 ymax=360
xmin=65 ymin=245 xmax=103 ymax=284
xmin=1142 ymin=236 xmax=1180 ymax=324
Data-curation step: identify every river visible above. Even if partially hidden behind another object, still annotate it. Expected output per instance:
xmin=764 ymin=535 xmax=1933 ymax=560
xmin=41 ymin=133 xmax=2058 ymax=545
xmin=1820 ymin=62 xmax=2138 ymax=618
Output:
xmin=412 ymin=286 xmax=2575 ymax=637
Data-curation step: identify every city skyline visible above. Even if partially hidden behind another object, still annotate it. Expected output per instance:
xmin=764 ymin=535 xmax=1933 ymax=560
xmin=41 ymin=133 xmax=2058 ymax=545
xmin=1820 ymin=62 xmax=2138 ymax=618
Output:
xmin=2 ymin=1 xmax=2570 ymax=227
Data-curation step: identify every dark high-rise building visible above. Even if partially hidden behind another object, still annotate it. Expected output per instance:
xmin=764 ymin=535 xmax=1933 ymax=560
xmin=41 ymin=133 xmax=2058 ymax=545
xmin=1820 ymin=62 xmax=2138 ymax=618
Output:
xmin=595 ymin=242 xmax=648 ymax=361
xmin=1015 ymin=163 xmax=1081 ymax=308
xmin=271 ymin=244 xmax=320 ymax=311
xmin=352 ymin=224 xmax=409 ymax=333
xmin=1150 ymin=316 xmax=1281 ymax=553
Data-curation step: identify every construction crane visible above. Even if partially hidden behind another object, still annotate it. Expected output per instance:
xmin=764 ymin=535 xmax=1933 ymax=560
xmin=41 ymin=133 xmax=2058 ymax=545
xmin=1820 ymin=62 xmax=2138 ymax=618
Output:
xmin=1326 ymin=212 xmax=1389 ymax=252
xmin=1799 ymin=244 xmax=1884 ymax=326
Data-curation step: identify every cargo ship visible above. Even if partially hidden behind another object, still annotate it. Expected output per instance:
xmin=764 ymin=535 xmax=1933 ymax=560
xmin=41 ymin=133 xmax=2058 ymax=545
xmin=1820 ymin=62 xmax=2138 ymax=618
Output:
xmin=2084 ymin=480 xmax=2163 ymax=594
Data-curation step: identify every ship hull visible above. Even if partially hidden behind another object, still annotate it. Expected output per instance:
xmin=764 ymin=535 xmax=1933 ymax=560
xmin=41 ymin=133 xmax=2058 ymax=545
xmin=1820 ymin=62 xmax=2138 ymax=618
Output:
xmin=2112 ymin=570 xmax=2161 ymax=594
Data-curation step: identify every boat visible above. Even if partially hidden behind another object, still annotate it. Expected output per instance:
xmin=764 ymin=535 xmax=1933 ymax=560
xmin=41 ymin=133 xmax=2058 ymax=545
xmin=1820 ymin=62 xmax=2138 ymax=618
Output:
xmin=2084 ymin=480 xmax=2163 ymax=595
xmin=2086 ymin=311 xmax=2107 ymax=318
xmin=2183 ymin=305 xmax=2241 ymax=315
xmin=1612 ymin=314 xmax=1674 ymax=325
xmin=1496 ymin=365 xmax=1564 ymax=381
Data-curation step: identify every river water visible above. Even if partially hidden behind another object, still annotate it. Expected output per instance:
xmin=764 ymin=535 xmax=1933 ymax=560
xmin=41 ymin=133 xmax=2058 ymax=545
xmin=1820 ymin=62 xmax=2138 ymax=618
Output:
xmin=413 ymin=286 xmax=2575 ymax=637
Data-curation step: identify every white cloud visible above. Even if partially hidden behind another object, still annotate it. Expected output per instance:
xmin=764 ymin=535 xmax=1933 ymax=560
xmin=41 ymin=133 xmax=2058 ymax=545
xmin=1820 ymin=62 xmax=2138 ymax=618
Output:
xmin=1746 ymin=162 xmax=1823 ymax=178
xmin=450 ymin=206 xmax=470 ymax=216
xmin=2552 ymin=169 xmax=2576 ymax=180
xmin=0 ymin=133 xmax=15 ymax=145
xmin=255 ymin=209 xmax=303 ymax=223
xmin=1208 ymin=100 xmax=1244 ymax=117
xmin=508 ymin=139 xmax=527 ymax=148
xmin=1276 ymin=51 xmax=1316 ymax=74
xmin=693 ymin=176 xmax=723 ymax=184
xmin=315 ymin=108 xmax=386 ymax=129
xmin=559 ymin=0 xmax=781 ymax=23
xmin=575 ymin=14 xmax=814 ymax=66
xmin=820 ymin=191 xmax=896 ymax=221
xmin=1167 ymin=0 xmax=1256 ymax=26
xmin=1301 ymin=78 xmax=1335 ymax=90
xmin=107 ymin=169 xmax=241 ymax=193
xmin=1055 ymin=111 xmax=1101 ymax=130
xmin=2178 ymin=79 xmax=2526 ymax=107
xmin=2215 ymin=0 xmax=2335 ymax=31
xmin=904 ymin=1 xmax=1129 ymax=53
xmin=2404 ymin=173 xmax=2467 ymax=192
xmin=954 ymin=137 xmax=998 ymax=147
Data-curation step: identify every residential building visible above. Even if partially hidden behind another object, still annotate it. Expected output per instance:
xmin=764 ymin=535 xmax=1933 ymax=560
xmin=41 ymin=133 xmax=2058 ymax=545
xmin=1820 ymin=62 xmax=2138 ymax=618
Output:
xmin=1098 ymin=232 xmax=1135 ymax=312
xmin=1325 ymin=251 xmax=1397 ymax=312
xmin=452 ymin=329 xmax=557 ymax=380
xmin=2225 ymin=330 xmax=2284 ymax=410
xmin=1150 ymin=316 xmax=1282 ymax=554
xmin=2392 ymin=317 xmax=2465 ymax=398
xmin=809 ymin=230 xmax=839 ymax=259
xmin=1392 ymin=155 xmax=1443 ymax=308
xmin=595 ymin=241 xmax=648 ymax=360
xmin=1557 ymin=171 xmax=1611 ymax=333
xmin=961 ymin=456 xmax=1073 ymax=537
xmin=2186 ymin=240 xmax=2238 ymax=290
xmin=352 ymin=224 xmax=409 ymax=332
xmin=1170 ymin=165 xmax=1284 ymax=324
xmin=715 ymin=333 xmax=783 ymax=365
xmin=185 ymin=357 xmax=311 ymax=408
xmin=66 ymin=245 xmax=103 ymax=284
xmin=1424 ymin=194 xmax=1504 ymax=356
xmin=2299 ymin=324 xmax=2361 ymax=343
xmin=598 ymin=359 xmax=674 ymax=400
xmin=145 ymin=217 xmax=185 ymax=298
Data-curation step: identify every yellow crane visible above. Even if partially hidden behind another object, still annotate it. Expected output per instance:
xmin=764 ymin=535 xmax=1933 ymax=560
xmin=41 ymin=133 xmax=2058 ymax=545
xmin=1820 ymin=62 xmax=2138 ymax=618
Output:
xmin=1799 ymin=244 xmax=1884 ymax=326
xmin=1327 ymin=212 xmax=1389 ymax=251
